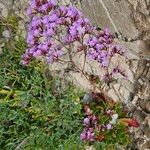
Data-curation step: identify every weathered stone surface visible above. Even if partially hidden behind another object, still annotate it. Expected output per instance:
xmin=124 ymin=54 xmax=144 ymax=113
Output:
xmin=140 ymin=100 xmax=150 ymax=113
xmin=127 ymin=0 xmax=150 ymax=42
xmin=0 ymin=0 xmax=150 ymax=149
xmin=137 ymin=40 xmax=150 ymax=59
xmin=0 ymin=0 xmax=14 ymax=18
xmin=12 ymin=0 xmax=29 ymax=22
xmin=81 ymin=0 xmax=139 ymax=38
xmin=82 ymin=0 xmax=115 ymax=31
xmin=0 ymin=0 xmax=13 ymax=6
xmin=81 ymin=0 xmax=150 ymax=57
xmin=0 ymin=2 xmax=8 ymax=18
xmin=129 ymin=59 xmax=150 ymax=150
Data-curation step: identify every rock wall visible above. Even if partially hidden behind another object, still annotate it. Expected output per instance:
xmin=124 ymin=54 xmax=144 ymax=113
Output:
xmin=81 ymin=1 xmax=150 ymax=149
xmin=81 ymin=0 xmax=150 ymax=55
xmin=0 ymin=0 xmax=149 ymax=149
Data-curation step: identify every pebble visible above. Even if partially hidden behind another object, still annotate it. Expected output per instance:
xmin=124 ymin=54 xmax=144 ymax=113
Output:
xmin=2 ymin=30 xmax=10 ymax=38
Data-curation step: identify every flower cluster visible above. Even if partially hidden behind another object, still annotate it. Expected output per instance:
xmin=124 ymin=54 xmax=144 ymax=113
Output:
xmin=26 ymin=0 xmax=57 ymax=16
xmin=80 ymin=94 xmax=139 ymax=143
xmin=22 ymin=0 xmax=128 ymax=82
xmin=80 ymin=105 xmax=115 ymax=142
xmin=85 ymin=28 xmax=127 ymax=80
xmin=80 ymin=105 xmax=98 ymax=142
xmin=22 ymin=0 xmax=93 ymax=65
xmin=87 ymin=28 xmax=125 ymax=67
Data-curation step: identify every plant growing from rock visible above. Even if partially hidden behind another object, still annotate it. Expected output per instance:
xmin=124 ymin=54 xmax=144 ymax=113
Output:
xmin=22 ymin=0 xmax=127 ymax=84
xmin=80 ymin=92 xmax=139 ymax=148
xmin=22 ymin=0 xmax=139 ymax=149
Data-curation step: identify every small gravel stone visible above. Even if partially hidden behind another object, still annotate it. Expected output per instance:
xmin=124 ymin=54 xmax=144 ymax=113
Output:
xmin=2 ymin=30 xmax=10 ymax=38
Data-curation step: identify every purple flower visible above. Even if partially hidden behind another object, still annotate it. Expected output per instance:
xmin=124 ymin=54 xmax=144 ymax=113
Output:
xmin=80 ymin=129 xmax=87 ymax=141
xmin=86 ymin=128 xmax=95 ymax=141
xmin=33 ymin=29 xmax=41 ymax=36
xmin=48 ymin=0 xmax=57 ymax=8
xmin=30 ymin=0 xmax=37 ymax=9
xmin=47 ymin=28 xmax=55 ymax=36
xmin=111 ymin=66 xmax=127 ymax=78
xmin=56 ymin=17 xmax=66 ymax=25
xmin=27 ymin=34 xmax=35 ymax=46
xmin=33 ymin=50 xmax=42 ymax=57
xmin=43 ymin=15 xmax=49 ymax=24
xmin=106 ymin=124 xmax=112 ymax=130
xmin=102 ymin=73 xmax=112 ymax=82
xmin=87 ymin=37 xmax=98 ymax=47
xmin=69 ymin=26 xmax=77 ymax=37
xmin=83 ymin=118 xmax=90 ymax=126
xmin=66 ymin=6 xmax=80 ymax=19
xmin=88 ymin=49 xmax=98 ymax=60
xmin=104 ymin=28 xmax=110 ymax=36
xmin=38 ymin=43 xmax=49 ymax=55
xmin=100 ymin=51 xmax=107 ymax=58
xmin=31 ymin=17 xmax=42 ymax=28
xmin=77 ymin=25 xmax=85 ymax=35
xmin=58 ymin=6 xmax=67 ymax=16
xmin=63 ymin=35 xmax=73 ymax=44
xmin=23 ymin=0 xmax=127 ymax=85
xmin=46 ymin=48 xmax=63 ymax=63
xmin=101 ymin=59 xmax=109 ymax=67
xmin=80 ymin=128 xmax=95 ymax=142
xmin=95 ymin=44 xmax=104 ymax=51
xmin=49 ymin=13 xmax=58 ymax=22
xmin=91 ymin=115 xmax=97 ymax=124
xmin=40 ymin=3 xmax=49 ymax=13
xmin=106 ymin=109 xmax=113 ymax=115
xmin=109 ymin=45 xmax=125 ymax=56
xmin=26 ymin=7 xmax=32 ymax=16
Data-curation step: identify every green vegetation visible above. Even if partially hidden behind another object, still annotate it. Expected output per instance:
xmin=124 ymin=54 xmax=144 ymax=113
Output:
xmin=0 ymin=15 xmax=135 ymax=150
xmin=0 ymin=17 xmax=84 ymax=150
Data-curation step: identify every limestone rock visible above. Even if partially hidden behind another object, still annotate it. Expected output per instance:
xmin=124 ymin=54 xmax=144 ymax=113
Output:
xmin=107 ymin=89 xmax=120 ymax=102
xmin=13 ymin=0 xmax=29 ymax=22
xmin=0 ymin=0 xmax=149 ymax=149
xmin=141 ymin=141 xmax=150 ymax=150
xmin=0 ymin=2 xmax=8 ymax=18
xmin=139 ymin=99 xmax=150 ymax=113
xmin=81 ymin=0 xmax=139 ymax=38
xmin=127 ymin=0 xmax=150 ymax=42
xmin=132 ymin=110 xmax=146 ymax=124
xmin=137 ymin=40 xmax=150 ymax=59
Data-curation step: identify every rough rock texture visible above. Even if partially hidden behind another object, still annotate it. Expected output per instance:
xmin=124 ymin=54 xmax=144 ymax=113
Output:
xmin=81 ymin=1 xmax=150 ymax=149
xmin=127 ymin=59 xmax=150 ymax=150
xmin=82 ymin=0 xmax=139 ymax=39
xmin=0 ymin=0 xmax=149 ymax=149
